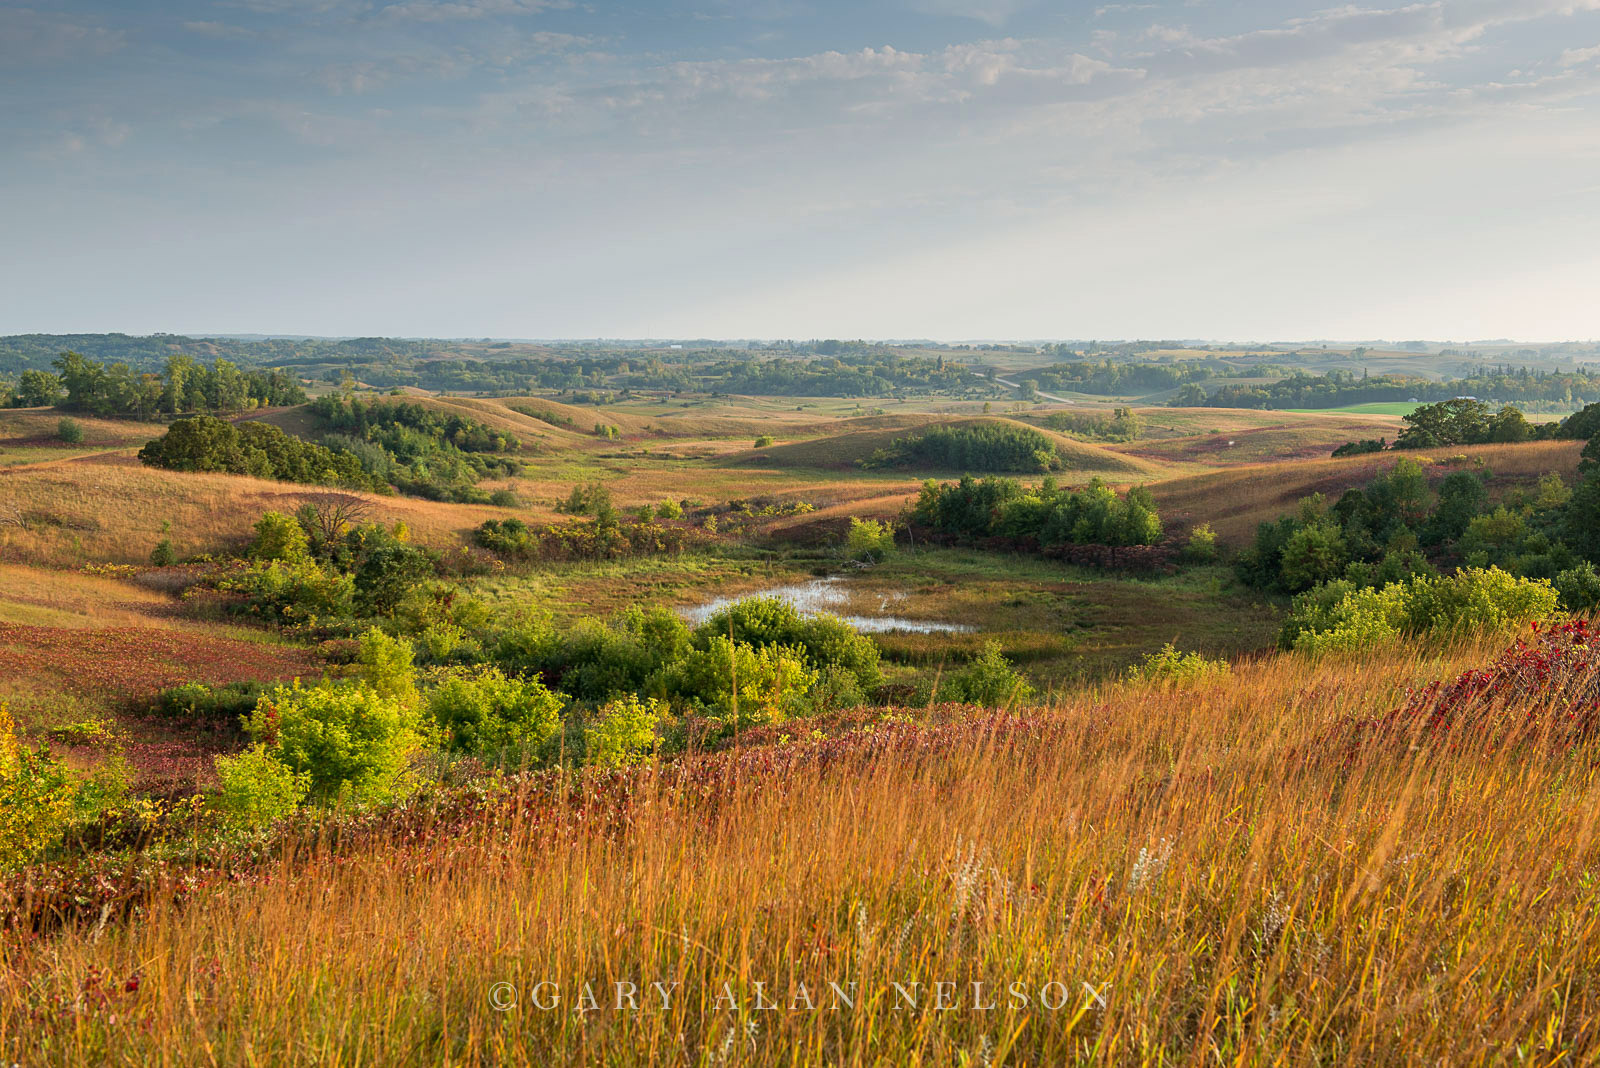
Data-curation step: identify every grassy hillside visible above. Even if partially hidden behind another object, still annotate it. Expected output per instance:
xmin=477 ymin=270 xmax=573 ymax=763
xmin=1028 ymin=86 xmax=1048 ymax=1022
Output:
xmin=0 ymin=454 xmax=510 ymax=567
xmin=1149 ymin=439 xmax=1586 ymax=545
xmin=730 ymin=416 xmax=1170 ymax=479
xmin=11 ymin=634 xmax=1600 ymax=1062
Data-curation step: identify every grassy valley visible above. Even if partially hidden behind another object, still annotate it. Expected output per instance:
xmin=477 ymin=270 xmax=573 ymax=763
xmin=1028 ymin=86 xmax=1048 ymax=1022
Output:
xmin=3 ymin=340 xmax=1600 ymax=1063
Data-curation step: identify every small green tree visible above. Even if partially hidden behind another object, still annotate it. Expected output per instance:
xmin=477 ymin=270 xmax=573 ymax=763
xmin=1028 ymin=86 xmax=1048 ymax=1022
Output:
xmin=1183 ymin=523 xmax=1218 ymax=563
xmin=249 ymin=511 xmax=311 ymax=563
xmin=754 ymin=435 xmax=775 ymax=448
xmin=939 ymin=641 xmax=1034 ymax=707
xmin=845 ymin=517 xmax=896 ymax=563
xmin=245 ymin=683 xmax=427 ymax=804
xmin=150 ymin=538 xmax=177 ymax=567
xmin=56 ymin=417 xmax=84 ymax=444
xmin=583 ymin=695 xmax=660 ymax=768
xmin=353 ymin=627 xmax=418 ymax=705
xmin=214 ymin=745 xmax=310 ymax=828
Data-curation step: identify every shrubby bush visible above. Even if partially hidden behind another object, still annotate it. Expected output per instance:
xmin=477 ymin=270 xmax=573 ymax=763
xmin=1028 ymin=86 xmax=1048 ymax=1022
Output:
xmin=691 ymin=597 xmax=881 ymax=693
xmin=1554 ymin=563 xmax=1600 ymax=612
xmin=139 ymin=415 xmax=378 ymax=489
xmin=860 ymin=422 xmax=1062 ymax=473
xmin=1181 ymin=523 xmax=1218 ymax=563
xmin=1127 ymin=644 xmax=1230 ymax=686
xmin=214 ymin=745 xmax=310 ymax=828
xmin=659 ymin=636 xmax=817 ymax=730
xmin=475 ymin=515 xmax=695 ymax=563
xmin=244 ymin=682 xmax=428 ymax=804
xmin=845 ymin=517 xmax=895 ymax=562
xmin=426 ymin=667 xmax=564 ymax=763
xmin=226 ymin=557 xmax=356 ymax=626
xmin=582 ymin=695 xmax=661 ymax=768
xmin=249 ymin=510 xmax=310 ymax=562
xmin=0 ymin=705 xmax=79 ymax=870
xmin=154 ymin=680 xmax=270 ymax=725
xmin=911 ymin=475 xmax=1163 ymax=551
xmin=1284 ymin=567 xmax=1560 ymax=655
xmin=937 ymin=641 xmax=1035 ymax=707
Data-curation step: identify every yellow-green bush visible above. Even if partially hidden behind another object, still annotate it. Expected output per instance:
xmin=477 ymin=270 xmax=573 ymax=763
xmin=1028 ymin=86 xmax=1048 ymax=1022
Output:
xmin=1126 ymin=644 xmax=1230 ymax=686
xmin=214 ymin=744 xmax=311 ymax=828
xmin=583 ymin=695 xmax=661 ymax=768
xmin=1287 ymin=567 xmax=1560 ymax=655
xmin=425 ymin=667 xmax=564 ymax=763
xmin=0 ymin=705 xmax=79 ymax=870
xmin=245 ymin=682 xmax=427 ymax=805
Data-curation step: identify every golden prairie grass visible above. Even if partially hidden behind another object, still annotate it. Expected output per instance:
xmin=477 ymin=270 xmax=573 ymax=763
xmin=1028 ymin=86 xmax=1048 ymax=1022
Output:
xmin=5 ymin=636 xmax=1599 ymax=1064
xmin=0 ymin=457 xmax=508 ymax=567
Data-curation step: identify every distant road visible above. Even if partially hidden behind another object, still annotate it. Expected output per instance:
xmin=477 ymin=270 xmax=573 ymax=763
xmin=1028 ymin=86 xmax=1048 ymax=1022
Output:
xmin=993 ymin=376 xmax=1076 ymax=405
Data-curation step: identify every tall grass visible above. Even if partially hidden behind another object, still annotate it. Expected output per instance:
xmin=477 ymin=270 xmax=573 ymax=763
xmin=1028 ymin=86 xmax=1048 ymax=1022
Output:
xmin=4 ymin=638 xmax=1600 ymax=1064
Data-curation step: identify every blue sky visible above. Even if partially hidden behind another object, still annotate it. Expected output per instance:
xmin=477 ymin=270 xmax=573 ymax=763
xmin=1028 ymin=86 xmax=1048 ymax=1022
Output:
xmin=4 ymin=0 xmax=1600 ymax=340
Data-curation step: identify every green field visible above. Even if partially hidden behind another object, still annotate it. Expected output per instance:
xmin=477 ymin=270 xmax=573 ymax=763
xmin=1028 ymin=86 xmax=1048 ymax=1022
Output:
xmin=1284 ymin=401 xmax=1422 ymax=417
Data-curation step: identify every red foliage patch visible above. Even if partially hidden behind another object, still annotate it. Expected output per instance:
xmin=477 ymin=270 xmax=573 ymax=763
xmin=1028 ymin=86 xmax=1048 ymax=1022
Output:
xmin=1343 ymin=620 xmax=1600 ymax=755
xmin=2 ymin=622 xmax=318 ymax=792
xmin=0 ymin=622 xmax=314 ymax=702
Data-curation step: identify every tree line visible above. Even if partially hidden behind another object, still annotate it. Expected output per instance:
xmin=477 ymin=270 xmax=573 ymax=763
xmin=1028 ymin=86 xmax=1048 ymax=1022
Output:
xmin=2 ymin=351 xmax=305 ymax=417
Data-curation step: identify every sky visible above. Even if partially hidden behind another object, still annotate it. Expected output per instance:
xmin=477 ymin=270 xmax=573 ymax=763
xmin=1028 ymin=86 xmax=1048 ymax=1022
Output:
xmin=3 ymin=0 xmax=1600 ymax=342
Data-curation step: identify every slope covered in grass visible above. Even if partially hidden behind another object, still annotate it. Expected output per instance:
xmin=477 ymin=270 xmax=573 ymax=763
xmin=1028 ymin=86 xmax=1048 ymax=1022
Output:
xmin=1149 ymin=439 xmax=1585 ymax=545
xmin=8 ymin=632 xmax=1600 ymax=1062
xmin=732 ymin=416 xmax=1169 ymax=479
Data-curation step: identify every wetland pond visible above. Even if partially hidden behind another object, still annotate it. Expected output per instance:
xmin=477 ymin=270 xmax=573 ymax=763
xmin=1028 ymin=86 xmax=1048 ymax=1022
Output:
xmin=680 ymin=576 xmax=974 ymax=634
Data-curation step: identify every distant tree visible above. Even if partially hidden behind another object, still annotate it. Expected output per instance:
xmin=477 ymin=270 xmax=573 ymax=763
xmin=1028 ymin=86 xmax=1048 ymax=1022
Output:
xmin=1487 ymin=405 xmax=1533 ymax=443
xmin=1394 ymin=398 xmax=1493 ymax=449
xmin=14 ymin=369 xmax=61 ymax=407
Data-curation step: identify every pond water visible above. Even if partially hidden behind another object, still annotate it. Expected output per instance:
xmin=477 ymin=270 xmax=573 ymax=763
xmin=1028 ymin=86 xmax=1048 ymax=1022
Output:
xmin=680 ymin=576 xmax=974 ymax=634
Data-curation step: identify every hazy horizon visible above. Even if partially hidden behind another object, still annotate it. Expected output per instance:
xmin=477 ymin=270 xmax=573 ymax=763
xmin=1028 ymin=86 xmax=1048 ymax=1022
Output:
xmin=5 ymin=0 xmax=1600 ymax=340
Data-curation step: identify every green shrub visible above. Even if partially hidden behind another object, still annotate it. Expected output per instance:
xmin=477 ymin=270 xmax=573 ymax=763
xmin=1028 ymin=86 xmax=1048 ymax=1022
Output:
xmin=56 ymin=417 xmax=84 ymax=444
xmin=0 ymin=705 xmax=78 ymax=870
xmin=556 ymin=480 xmax=613 ymax=517
xmin=149 ymin=538 xmax=178 ymax=567
xmin=1127 ymin=644 xmax=1230 ymax=686
xmin=489 ymin=489 xmax=523 ymax=508
xmin=754 ymin=435 xmax=775 ymax=448
xmin=353 ymin=628 xmax=417 ymax=705
xmin=1555 ymin=563 xmax=1600 ymax=612
xmin=861 ymin=423 xmax=1061 ymax=473
xmin=1182 ymin=523 xmax=1219 ymax=563
xmin=214 ymin=745 xmax=310 ymax=828
xmin=583 ymin=695 xmax=660 ymax=768
xmin=249 ymin=511 xmax=310 ymax=563
xmin=660 ymin=637 xmax=816 ymax=730
xmin=426 ymin=667 xmax=564 ymax=762
xmin=348 ymin=528 xmax=436 ymax=615
xmin=1286 ymin=567 xmax=1561 ymax=655
xmin=227 ymin=558 xmax=356 ymax=626
xmin=938 ymin=641 xmax=1035 ymax=707
xmin=245 ymin=682 xmax=427 ymax=804
xmin=845 ymin=517 xmax=895 ymax=563
xmin=655 ymin=500 xmax=684 ymax=520
xmin=692 ymin=596 xmax=881 ymax=691
xmin=154 ymin=680 xmax=270 ymax=724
